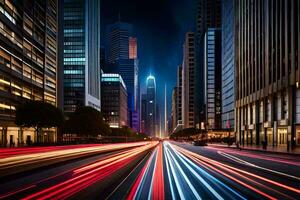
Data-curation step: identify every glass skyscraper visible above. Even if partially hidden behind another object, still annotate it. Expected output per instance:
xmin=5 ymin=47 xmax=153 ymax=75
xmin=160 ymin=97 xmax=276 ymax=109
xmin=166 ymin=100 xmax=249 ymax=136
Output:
xmin=145 ymin=75 xmax=156 ymax=137
xmin=61 ymin=0 xmax=101 ymax=113
xmin=204 ymin=28 xmax=222 ymax=129
xmin=105 ymin=21 xmax=140 ymax=131
xmin=221 ymin=0 xmax=235 ymax=130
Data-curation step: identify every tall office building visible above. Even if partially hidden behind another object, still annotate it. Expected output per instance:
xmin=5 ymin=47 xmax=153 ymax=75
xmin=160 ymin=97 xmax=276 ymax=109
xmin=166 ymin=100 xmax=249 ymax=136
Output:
xmin=106 ymin=22 xmax=139 ymax=131
xmin=106 ymin=22 xmax=133 ymax=64
xmin=196 ymin=0 xmax=221 ymax=126
xmin=221 ymin=0 xmax=235 ymax=130
xmin=204 ymin=28 xmax=222 ymax=130
xmin=0 ymin=0 xmax=58 ymax=146
xmin=145 ymin=75 xmax=156 ymax=137
xmin=235 ymin=0 xmax=299 ymax=149
xmin=101 ymin=74 xmax=127 ymax=128
xmin=60 ymin=0 xmax=101 ymax=113
xmin=182 ymin=32 xmax=196 ymax=128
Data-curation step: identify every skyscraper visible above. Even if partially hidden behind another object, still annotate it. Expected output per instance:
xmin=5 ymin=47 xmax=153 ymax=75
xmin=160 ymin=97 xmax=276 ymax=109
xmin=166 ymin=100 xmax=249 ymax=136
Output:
xmin=145 ymin=75 xmax=156 ymax=137
xmin=60 ymin=0 xmax=101 ymax=113
xmin=105 ymin=21 xmax=140 ymax=131
xmin=235 ymin=0 xmax=299 ymax=150
xmin=0 ymin=0 xmax=58 ymax=146
xmin=204 ymin=28 xmax=222 ymax=130
xmin=182 ymin=32 xmax=196 ymax=128
xmin=106 ymin=22 xmax=133 ymax=64
xmin=101 ymin=74 xmax=127 ymax=128
xmin=196 ymin=0 xmax=222 ymax=127
xmin=221 ymin=0 xmax=235 ymax=130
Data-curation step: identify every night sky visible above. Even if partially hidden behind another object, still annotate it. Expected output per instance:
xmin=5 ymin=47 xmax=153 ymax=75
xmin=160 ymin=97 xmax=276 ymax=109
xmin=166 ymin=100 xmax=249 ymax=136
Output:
xmin=101 ymin=0 xmax=197 ymax=116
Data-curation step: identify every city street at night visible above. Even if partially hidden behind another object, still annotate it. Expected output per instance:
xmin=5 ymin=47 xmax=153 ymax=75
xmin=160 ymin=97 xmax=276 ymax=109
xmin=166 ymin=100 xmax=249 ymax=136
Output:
xmin=0 ymin=0 xmax=299 ymax=199
xmin=1 ymin=141 xmax=299 ymax=199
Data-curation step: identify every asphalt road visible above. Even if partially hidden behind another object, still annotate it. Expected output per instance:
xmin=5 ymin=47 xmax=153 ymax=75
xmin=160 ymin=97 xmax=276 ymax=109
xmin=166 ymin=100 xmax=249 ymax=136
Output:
xmin=0 ymin=141 xmax=299 ymax=200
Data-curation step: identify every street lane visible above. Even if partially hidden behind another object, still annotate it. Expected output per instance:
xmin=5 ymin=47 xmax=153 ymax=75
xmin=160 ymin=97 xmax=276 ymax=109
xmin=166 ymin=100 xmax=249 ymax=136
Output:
xmin=0 ymin=142 xmax=150 ymax=177
xmin=173 ymin=141 xmax=300 ymax=199
xmin=0 ymin=142 xmax=157 ymax=199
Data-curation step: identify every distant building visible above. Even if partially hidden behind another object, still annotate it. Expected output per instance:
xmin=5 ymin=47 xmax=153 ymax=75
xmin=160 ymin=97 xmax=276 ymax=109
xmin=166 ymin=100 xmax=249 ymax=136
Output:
xmin=145 ymin=75 xmax=157 ymax=137
xmin=140 ymin=94 xmax=147 ymax=133
xmin=235 ymin=0 xmax=300 ymax=149
xmin=60 ymin=0 xmax=101 ymax=113
xmin=101 ymin=74 xmax=127 ymax=128
xmin=204 ymin=28 xmax=222 ymax=130
xmin=182 ymin=32 xmax=196 ymax=128
xmin=0 ymin=0 xmax=58 ymax=146
xmin=221 ymin=0 xmax=235 ymax=130
xmin=171 ymin=87 xmax=178 ymax=132
xmin=105 ymin=22 xmax=140 ymax=131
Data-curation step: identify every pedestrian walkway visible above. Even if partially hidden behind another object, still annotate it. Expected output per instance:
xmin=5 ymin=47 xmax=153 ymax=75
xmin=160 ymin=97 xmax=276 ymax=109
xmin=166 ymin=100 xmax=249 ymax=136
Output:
xmin=209 ymin=143 xmax=300 ymax=155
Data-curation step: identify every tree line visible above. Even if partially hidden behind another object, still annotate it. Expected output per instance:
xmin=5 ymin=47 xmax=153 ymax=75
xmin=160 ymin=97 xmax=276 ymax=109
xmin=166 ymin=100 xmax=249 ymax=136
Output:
xmin=15 ymin=100 xmax=149 ymax=143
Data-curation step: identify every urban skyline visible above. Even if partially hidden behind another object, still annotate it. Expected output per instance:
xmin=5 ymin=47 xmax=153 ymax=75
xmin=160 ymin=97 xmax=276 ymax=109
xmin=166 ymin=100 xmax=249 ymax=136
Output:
xmin=0 ymin=0 xmax=299 ymax=199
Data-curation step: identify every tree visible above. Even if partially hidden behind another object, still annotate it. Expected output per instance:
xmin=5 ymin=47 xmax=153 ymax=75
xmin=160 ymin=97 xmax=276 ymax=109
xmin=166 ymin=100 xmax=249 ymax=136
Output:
xmin=64 ymin=106 xmax=110 ymax=137
xmin=15 ymin=101 xmax=64 ymax=143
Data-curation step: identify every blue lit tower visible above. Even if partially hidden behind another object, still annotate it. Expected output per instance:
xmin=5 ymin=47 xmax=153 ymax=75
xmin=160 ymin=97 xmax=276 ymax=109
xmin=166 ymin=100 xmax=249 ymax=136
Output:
xmin=145 ymin=75 xmax=156 ymax=137
xmin=105 ymin=22 xmax=139 ymax=130
xmin=61 ymin=0 xmax=101 ymax=113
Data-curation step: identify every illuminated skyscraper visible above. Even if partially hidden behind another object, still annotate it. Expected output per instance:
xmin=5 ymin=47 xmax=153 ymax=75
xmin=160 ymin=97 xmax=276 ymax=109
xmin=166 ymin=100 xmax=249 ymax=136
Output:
xmin=60 ymin=0 xmax=101 ymax=113
xmin=221 ymin=0 xmax=235 ymax=130
xmin=129 ymin=37 xmax=137 ymax=59
xmin=0 ymin=0 xmax=58 ymax=146
xmin=145 ymin=75 xmax=156 ymax=137
xmin=204 ymin=28 xmax=222 ymax=130
xmin=106 ymin=21 xmax=140 ymax=131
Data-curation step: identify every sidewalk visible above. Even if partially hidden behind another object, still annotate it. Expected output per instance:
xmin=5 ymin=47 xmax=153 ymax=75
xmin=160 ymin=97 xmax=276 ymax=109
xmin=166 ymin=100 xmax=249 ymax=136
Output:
xmin=208 ymin=143 xmax=300 ymax=156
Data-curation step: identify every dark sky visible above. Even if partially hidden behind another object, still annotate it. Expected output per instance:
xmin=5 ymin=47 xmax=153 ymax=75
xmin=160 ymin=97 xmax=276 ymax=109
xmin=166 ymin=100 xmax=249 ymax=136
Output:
xmin=101 ymin=0 xmax=197 ymax=117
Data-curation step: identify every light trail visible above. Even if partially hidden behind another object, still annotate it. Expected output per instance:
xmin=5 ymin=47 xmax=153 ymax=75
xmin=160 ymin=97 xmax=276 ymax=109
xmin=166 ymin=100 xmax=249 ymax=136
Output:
xmin=174 ymin=144 xmax=300 ymax=200
xmin=21 ymin=142 xmax=157 ymax=200
xmin=164 ymin=142 xmax=246 ymax=200
xmin=0 ymin=142 xmax=149 ymax=171
xmin=218 ymin=151 xmax=300 ymax=181
xmin=207 ymin=146 xmax=300 ymax=167
xmin=127 ymin=142 xmax=165 ymax=200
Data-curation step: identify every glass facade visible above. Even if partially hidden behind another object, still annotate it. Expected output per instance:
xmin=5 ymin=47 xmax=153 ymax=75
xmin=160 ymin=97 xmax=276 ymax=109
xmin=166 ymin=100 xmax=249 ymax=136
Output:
xmin=221 ymin=0 xmax=235 ymax=129
xmin=204 ymin=28 xmax=222 ymax=129
xmin=145 ymin=75 xmax=156 ymax=137
xmin=0 ymin=0 xmax=58 ymax=145
xmin=62 ymin=0 xmax=100 ymax=113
